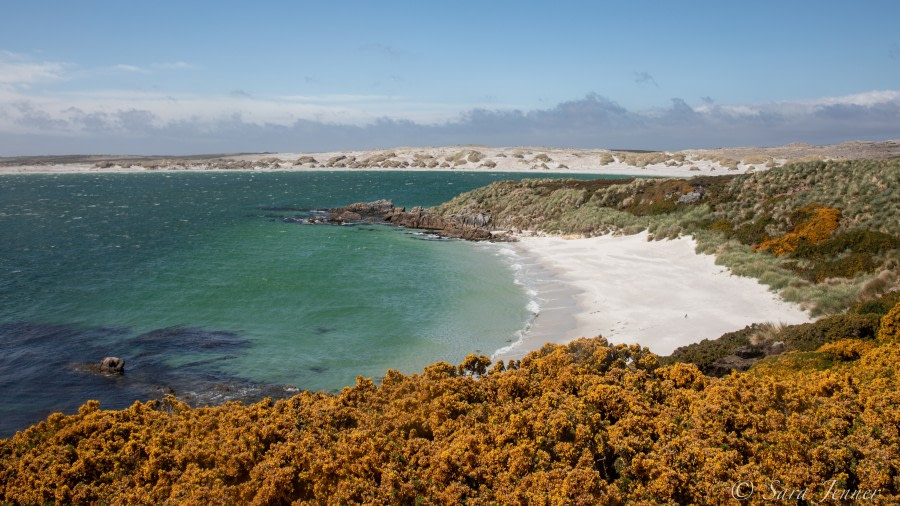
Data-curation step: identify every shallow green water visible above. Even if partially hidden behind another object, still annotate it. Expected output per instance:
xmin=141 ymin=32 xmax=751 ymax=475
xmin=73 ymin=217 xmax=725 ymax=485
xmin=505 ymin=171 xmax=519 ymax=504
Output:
xmin=0 ymin=170 xmax=617 ymax=435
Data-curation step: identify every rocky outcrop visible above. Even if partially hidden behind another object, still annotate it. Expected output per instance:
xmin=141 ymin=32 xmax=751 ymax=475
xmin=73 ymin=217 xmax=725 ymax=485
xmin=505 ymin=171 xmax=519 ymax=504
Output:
xmin=327 ymin=199 xmax=396 ymax=224
xmin=321 ymin=200 xmax=503 ymax=241
xmin=707 ymin=340 xmax=786 ymax=376
xmin=385 ymin=207 xmax=494 ymax=241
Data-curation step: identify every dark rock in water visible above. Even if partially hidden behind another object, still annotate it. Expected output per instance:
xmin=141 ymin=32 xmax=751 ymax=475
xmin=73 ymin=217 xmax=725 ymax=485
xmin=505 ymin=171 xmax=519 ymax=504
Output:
xmin=71 ymin=356 xmax=126 ymax=376
xmin=100 ymin=356 xmax=125 ymax=374
xmin=328 ymin=199 xmax=395 ymax=223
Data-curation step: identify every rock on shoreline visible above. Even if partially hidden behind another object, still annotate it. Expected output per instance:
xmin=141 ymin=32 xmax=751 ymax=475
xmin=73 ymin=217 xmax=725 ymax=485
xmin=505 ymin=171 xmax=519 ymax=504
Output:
xmin=322 ymin=200 xmax=507 ymax=241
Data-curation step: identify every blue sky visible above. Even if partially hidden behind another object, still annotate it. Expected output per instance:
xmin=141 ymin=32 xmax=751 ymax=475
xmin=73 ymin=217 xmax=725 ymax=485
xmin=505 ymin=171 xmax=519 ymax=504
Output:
xmin=1 ymin=1 xmax=898 ymax=155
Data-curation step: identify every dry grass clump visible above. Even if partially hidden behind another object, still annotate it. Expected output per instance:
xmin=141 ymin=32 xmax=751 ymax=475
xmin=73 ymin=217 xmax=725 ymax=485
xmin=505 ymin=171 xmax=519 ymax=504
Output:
xmin=614 ymin=152 xmax=671 ymax=168
xmin=748 ymin=322 xmax=788 ymax=345
xmin=359 ymin=152 xmax=397 ymax=165
xmin=293 ymin=156 xmax=318 ymax=165
xmin=741 ymin=155 xmax=772 ymax=165
xmin=598 ymin=152 xmax=615 ymax=165
xmin=693 ymin=155 xmax=739 ymax=170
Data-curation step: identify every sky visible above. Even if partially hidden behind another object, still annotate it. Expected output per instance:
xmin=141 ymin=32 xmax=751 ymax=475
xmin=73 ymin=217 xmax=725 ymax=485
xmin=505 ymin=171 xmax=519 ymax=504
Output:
xmin=1 ymin=1 xmax=899 ymax=155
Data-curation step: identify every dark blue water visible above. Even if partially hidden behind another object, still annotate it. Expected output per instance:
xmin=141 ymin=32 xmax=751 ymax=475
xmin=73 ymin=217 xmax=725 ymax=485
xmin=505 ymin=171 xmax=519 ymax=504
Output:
xmin=0 ymin=170 xmax=617 ymax=437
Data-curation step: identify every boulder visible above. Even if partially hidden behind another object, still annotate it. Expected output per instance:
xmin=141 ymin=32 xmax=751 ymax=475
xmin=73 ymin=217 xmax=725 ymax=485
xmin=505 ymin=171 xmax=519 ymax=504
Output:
xmin=733 ymin=345 xmax=764 ymax=359
xmin=677 ymin=191 xmax=703 ymax=204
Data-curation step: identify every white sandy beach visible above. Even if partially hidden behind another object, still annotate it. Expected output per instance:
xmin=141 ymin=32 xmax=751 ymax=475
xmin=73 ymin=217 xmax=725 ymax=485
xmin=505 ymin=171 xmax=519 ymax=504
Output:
xmin=494 ymin=232 xmax=812 ymax=361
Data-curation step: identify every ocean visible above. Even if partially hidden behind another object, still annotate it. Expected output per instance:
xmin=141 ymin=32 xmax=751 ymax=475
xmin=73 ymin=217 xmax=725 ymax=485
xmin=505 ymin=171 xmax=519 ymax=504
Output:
xmin=0 ymin=170 xmax=618 ymax=436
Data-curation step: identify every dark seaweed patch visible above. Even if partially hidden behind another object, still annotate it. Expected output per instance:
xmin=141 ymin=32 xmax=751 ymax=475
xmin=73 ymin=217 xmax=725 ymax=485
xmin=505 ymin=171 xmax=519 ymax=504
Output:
xmin=0 ymin=322 xmax=292 ymax=438
xmin=131 ymin=326 xmax=249 ymax=354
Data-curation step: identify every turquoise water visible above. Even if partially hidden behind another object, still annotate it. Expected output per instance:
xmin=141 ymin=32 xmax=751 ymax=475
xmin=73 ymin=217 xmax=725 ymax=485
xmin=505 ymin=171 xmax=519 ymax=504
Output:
xmin=0 ymin=170 xmax=616 ymax=435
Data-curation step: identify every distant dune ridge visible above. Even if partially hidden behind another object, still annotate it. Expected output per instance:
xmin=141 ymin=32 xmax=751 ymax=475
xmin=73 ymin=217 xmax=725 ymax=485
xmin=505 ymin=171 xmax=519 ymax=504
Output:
xmin=1 ymin=139 xmax=898 ymax=176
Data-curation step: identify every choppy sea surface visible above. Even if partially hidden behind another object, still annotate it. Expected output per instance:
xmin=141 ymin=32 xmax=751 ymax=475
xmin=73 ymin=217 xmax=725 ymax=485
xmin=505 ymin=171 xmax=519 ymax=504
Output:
xmin=0 ymin=170 xmax=619 ymax=436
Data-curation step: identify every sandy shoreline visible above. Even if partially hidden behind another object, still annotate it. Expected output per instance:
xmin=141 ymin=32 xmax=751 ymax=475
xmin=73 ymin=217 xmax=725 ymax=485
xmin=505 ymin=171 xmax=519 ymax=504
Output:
xmin=0 ymin=145 xmax=768 ymax=178
xmin=4 ymin=141 xmax=898 ymax=177
xmin=494 ymin=232 xmax=812 ymax=361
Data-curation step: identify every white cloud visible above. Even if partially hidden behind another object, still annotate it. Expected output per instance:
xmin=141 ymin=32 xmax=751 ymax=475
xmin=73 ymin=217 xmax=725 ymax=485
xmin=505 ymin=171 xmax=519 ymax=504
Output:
xmin=0 ymin=51 xmax=67 ymax=87
xmin=153 ymin=61 xmax=194 ymax=70
xmin=112 ymin=64 xmax=148 ymax=74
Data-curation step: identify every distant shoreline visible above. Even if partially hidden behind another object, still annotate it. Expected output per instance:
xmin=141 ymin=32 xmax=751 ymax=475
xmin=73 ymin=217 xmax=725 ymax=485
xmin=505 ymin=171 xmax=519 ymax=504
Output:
xmin=3 ymin=140 xmax=897 ymax=177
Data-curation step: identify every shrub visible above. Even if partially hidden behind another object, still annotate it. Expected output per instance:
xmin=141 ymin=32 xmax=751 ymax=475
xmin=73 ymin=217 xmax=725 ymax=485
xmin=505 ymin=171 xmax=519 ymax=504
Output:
xmin=817 ymin=338 xmax=875 ymax=361
xmin=754 ymin=205 xmax=842 ymax=255
xmin=877 ymin=302 xmax=900 ymax=341
xmin=851 ymin=290 xmax=900 ymax=316
xmin=661 ymin=325 xmax=756 ymax=374
xmin=4 ymin=332 xmax=900 ymax=503
xmin=729 ymin=216 xmax=777 ymax=246
xmin=792 ymin=230 xmax=900 ymax=262
xmin=777 ymin=313 xmax=881 ymax=351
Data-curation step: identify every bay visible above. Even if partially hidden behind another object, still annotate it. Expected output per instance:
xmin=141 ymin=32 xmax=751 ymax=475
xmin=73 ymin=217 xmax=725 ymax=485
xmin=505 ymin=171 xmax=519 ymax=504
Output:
xmin=0 ymin=170 xmax=619 ymax=436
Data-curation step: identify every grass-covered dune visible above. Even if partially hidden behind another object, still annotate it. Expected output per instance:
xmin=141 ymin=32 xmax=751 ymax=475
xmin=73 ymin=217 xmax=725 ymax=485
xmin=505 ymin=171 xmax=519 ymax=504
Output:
xmin=1 ymin=302 xmax=898 ymax=504
xmin=434 ymin=159 xmax=900 ymax=316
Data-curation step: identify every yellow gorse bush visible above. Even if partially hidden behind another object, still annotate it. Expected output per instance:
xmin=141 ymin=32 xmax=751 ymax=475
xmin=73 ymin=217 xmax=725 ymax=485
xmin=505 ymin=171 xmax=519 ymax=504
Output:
xmin=754 ymin=205 xmax=842 ymax=256
xmin=2 ymin=303 xmax=899 ymax=504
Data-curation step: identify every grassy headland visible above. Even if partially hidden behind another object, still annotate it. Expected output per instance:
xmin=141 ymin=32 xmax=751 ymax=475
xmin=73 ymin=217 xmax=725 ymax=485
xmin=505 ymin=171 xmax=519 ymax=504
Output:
xmin=433 ymin=159 xmax=899 ymax=316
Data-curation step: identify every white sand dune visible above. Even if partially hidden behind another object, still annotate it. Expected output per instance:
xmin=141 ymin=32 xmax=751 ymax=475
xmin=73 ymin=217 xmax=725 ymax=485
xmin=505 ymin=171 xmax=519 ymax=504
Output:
xmin=494 ymin=232 xmax=812 ymax=361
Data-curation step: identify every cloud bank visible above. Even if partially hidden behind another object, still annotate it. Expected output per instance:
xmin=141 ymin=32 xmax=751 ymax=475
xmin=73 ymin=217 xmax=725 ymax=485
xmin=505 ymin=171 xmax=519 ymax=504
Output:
xmin=0 ymin=53 xmax=897 ymax=155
